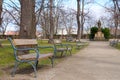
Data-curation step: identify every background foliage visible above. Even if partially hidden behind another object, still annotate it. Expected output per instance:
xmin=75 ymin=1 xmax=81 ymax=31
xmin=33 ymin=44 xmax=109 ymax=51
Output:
xmin=90 ymin=27 xmax=110 ymax=40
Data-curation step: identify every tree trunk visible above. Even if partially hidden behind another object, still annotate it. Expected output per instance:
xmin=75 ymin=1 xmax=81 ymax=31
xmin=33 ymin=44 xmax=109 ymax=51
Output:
xmin=48 ymin=0 xmax=54 ymax=43
xmin=81 ymin=0 xmax=84 ymax=39
xmin=0 ymin=0 xmax=3 ymax=47
xmin=20 ymin=0 xmax=36 ymax=39
xmin=76 ymin=0 xmax=81 ymax=40
xmin=0 ymin=0 xmax=2 ymax=25
xmin=113 ymin=0 xmax=119 ymax=38
xmin=115 ymin=0 xmax=120 ymax=12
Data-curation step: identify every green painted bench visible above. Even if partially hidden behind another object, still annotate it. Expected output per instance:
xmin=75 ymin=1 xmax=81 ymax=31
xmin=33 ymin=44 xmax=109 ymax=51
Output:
xmin=109 ymin=39 xmax=119 ymax=47
xmin=53 ymin=39 xmax=72 ymax=57
xmin=8 ymin=37 xmax=55 ymax=78
xmin=76 ymin=40 xmax=86 ymax=49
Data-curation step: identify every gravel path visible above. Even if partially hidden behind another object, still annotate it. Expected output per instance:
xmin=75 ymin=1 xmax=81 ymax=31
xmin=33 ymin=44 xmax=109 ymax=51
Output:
xmin=2 ymin=41 xmax=120 ymax=80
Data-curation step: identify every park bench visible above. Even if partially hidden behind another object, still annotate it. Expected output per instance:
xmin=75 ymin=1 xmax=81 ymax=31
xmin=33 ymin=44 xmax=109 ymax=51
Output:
xmin=53 ymin=39 xmax=72 ymax=57
xmin=76 ymin=40 xmax=86 ymax=49
xmin=109 ymin=39 xmax=119 ymax=47
xmin=8 ymin=37 xmax=54 ymax=78
xmin=66 ymin=36 xmax=74 ymax=42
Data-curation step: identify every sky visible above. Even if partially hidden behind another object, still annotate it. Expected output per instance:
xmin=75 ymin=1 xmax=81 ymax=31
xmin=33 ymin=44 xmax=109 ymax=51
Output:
xmin=3 ymin=0 xmax=111 ymax=32
xmin=64 ymin=0 xmax=110 ymax=20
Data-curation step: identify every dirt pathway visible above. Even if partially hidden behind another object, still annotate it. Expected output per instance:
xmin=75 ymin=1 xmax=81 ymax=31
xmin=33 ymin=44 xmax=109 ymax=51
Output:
xmin=2 ymin=41 xmax=120 ymax=80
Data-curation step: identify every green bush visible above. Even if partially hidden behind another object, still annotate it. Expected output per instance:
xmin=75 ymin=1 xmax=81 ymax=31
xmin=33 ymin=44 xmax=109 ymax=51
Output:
xmin=102 ymin=28 xmax=110 ymax=39
xmin=90 ymin=27 xmax=110 ymax=40
xmin=89 ymin=26 xmax=98 ymax=40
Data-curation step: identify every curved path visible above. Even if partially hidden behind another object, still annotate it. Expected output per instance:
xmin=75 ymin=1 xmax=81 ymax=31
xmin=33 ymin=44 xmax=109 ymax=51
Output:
xmin=4 ymin=41 xmax=120 ymax=80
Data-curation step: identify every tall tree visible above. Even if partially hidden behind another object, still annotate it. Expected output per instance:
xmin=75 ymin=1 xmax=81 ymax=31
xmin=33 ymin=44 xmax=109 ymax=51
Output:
xmin=115 ymin=0 xmax=120 ymax=12
xmin=48 ymin=0 xmax=54 ymax=43
xmin=0 ymin=0 xmax=3 ymax=47
xmin=19 ymin=0 xmax=36 ymax=39
xmin=81 ymin=0 xmax=85 ymax=38
xmin=76 ymin=0 xmax=81 ymax=39
xmin=113 ymin=0 xmax=119 ymax=38
xmin=0 ymin=0 xmax=3 ymax=26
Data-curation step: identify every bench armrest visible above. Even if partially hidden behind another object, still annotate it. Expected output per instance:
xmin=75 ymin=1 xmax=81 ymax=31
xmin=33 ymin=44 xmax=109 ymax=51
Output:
xmin=38 ymin=45 xmax=54 ymax=49
xmin=15 ymin=47 xmax=37 ymax=51
xmin=62 ymin=44 xmax=73 ymax=49
xmin=14 ymin=48 xmax=39 ymax=62
xmin=37 ymin=46 xmax=55 ymax=56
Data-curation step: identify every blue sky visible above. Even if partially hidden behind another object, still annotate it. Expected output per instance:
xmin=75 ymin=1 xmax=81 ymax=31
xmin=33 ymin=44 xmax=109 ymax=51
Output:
xmin=3 ymin=0 xmax=111 ymax=32
xmin=64 ymin=0 xmax=110 ymax=20
xmin=4 ymin=0 xmax=110 ymax=21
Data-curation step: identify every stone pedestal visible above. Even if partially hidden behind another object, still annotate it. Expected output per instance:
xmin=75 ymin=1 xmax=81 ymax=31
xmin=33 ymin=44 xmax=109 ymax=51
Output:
xmin=94 ymin=31 xmax=105 ymax=40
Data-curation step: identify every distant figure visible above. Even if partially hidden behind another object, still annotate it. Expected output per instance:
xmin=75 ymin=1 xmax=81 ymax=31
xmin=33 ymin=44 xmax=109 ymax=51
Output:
xmin=97 ymin=20 xmax=101 ymax=31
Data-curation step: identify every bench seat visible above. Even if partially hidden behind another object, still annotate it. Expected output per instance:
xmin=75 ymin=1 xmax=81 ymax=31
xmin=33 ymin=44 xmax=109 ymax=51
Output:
xmin=53 ymin=39 xmax=72 ymax=57
xmin=18 ymin=53 xmax=53 ymax=60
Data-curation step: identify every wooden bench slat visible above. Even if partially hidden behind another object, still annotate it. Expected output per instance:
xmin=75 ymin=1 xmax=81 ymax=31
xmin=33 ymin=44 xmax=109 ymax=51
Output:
xmin=39 ymin=53 xmax=53 ymax=60
xmin=13 ymin=39 xmax=37 ymax=46
xmin=18 ymin=53 xmax=53 ymax=60
xmin=56 ymin=48 xmax=67 ymax=51
xmin=18 ymin=53 xmax=37 ymax=60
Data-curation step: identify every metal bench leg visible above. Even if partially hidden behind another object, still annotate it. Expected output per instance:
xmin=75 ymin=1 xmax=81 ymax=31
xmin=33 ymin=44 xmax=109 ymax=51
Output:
xmin=61 ymin=51 xmax=67 ymax=57
xmin=11 ymin=61 xmax=20 ymax=77
xmin=35 ymin=60 xmax=39 ymax=69
xmin=54 ymin=52 xmax=57 ymax=58
xmin=61 ymin=52 xmax=63 ymax=57
xmin=69 ymin=50 xmax=72 ymax=56
xmin=29 ymin=62 xmax=37 ymax=78
xmin=64 ymin=50 xmax=67 ymax=56
xmin=49 ymin=56 xmax=54 ymax=68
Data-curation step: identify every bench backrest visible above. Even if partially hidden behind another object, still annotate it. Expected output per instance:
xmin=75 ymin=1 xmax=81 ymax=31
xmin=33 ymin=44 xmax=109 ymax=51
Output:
xmin=53 ymin=39 xmax=64 ymax=49
xmin=13 ymin=39 xmax=37 ymax=47
xmin=8 ymin=38 xmax=38 ymax=55
xmin=53 ymin=39 xmax=62 ymax=44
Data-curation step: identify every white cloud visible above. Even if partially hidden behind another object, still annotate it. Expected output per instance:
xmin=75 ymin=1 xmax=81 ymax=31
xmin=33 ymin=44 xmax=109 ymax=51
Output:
xmin=90 ymin=5 xmax=105 ymax=20
xmin=64 ymin=0 xmax=107 ymax=20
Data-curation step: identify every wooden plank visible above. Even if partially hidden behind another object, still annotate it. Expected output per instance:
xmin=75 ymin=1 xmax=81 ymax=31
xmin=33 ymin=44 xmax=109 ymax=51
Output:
xmin=54 ymin=39 xmax=62 ymax=44
xmin=18 ymin=53 xmax=53 ymax=60
xmin=13 ymin=39 xmax=37 ymax=46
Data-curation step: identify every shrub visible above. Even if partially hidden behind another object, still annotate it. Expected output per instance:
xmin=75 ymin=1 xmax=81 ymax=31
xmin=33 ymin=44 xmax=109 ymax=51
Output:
xmin=90 ymin=27 xmax=110 ymax=40
xmin=89 ymin=26 xmax=98 ymax=40
xmin=102 ymin=28 xmax=110 ymax=39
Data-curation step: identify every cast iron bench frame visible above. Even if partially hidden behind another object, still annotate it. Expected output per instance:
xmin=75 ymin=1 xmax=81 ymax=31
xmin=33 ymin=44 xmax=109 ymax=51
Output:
xmin=8 ymin=37 xmax=55 ymax=78
xmin=53 ymin=39 xmax=72 ymax=57
xmin=109 ymin=39 xmax=119 ymax=47
xmin=76 ymin=40 xmax=85 ymax=49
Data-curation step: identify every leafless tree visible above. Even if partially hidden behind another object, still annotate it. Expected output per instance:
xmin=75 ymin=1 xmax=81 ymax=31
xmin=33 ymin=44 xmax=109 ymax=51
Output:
xmin=60 ymin=9 xmax=76 ymax=37
xmin=0 ymin=0 xmax=3 ymax=26
xmin=76 ymin=0 xmax=81 ymax=39
xmin=80 ymin=0 xmax=85 ymax=38
xmin=0 ymin=0 xmax=3 ymax=47
xmin=76 ymin=0 xmax=90 ymax=39
xmin=19 ymin=0 xmax=36 ymax=38
xmin=48 ymin=0 xmax=54 ymax=43
xmin=112 ymin=0 xmax=119 ymax=38
xmin=37 ymin=0 xmax=65 ymax=40
xmin=2 ymin=0 xmax=20 ymax=37
xmin=105 ymin=0 xmax=120 ymax=38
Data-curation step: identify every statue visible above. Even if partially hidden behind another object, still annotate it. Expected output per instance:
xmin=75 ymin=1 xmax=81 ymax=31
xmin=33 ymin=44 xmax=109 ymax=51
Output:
xmin=94 ymin=20 xmax=105 ymax=40
xmin=97 ymin=20 xmax=101 ymax=31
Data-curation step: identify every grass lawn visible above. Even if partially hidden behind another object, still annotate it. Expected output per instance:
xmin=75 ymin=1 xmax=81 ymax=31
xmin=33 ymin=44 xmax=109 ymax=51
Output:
xmin=116 ymin=43 xmax=120 ymax=49
xmin=0 ymin=39 xmax=88 ymax=76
